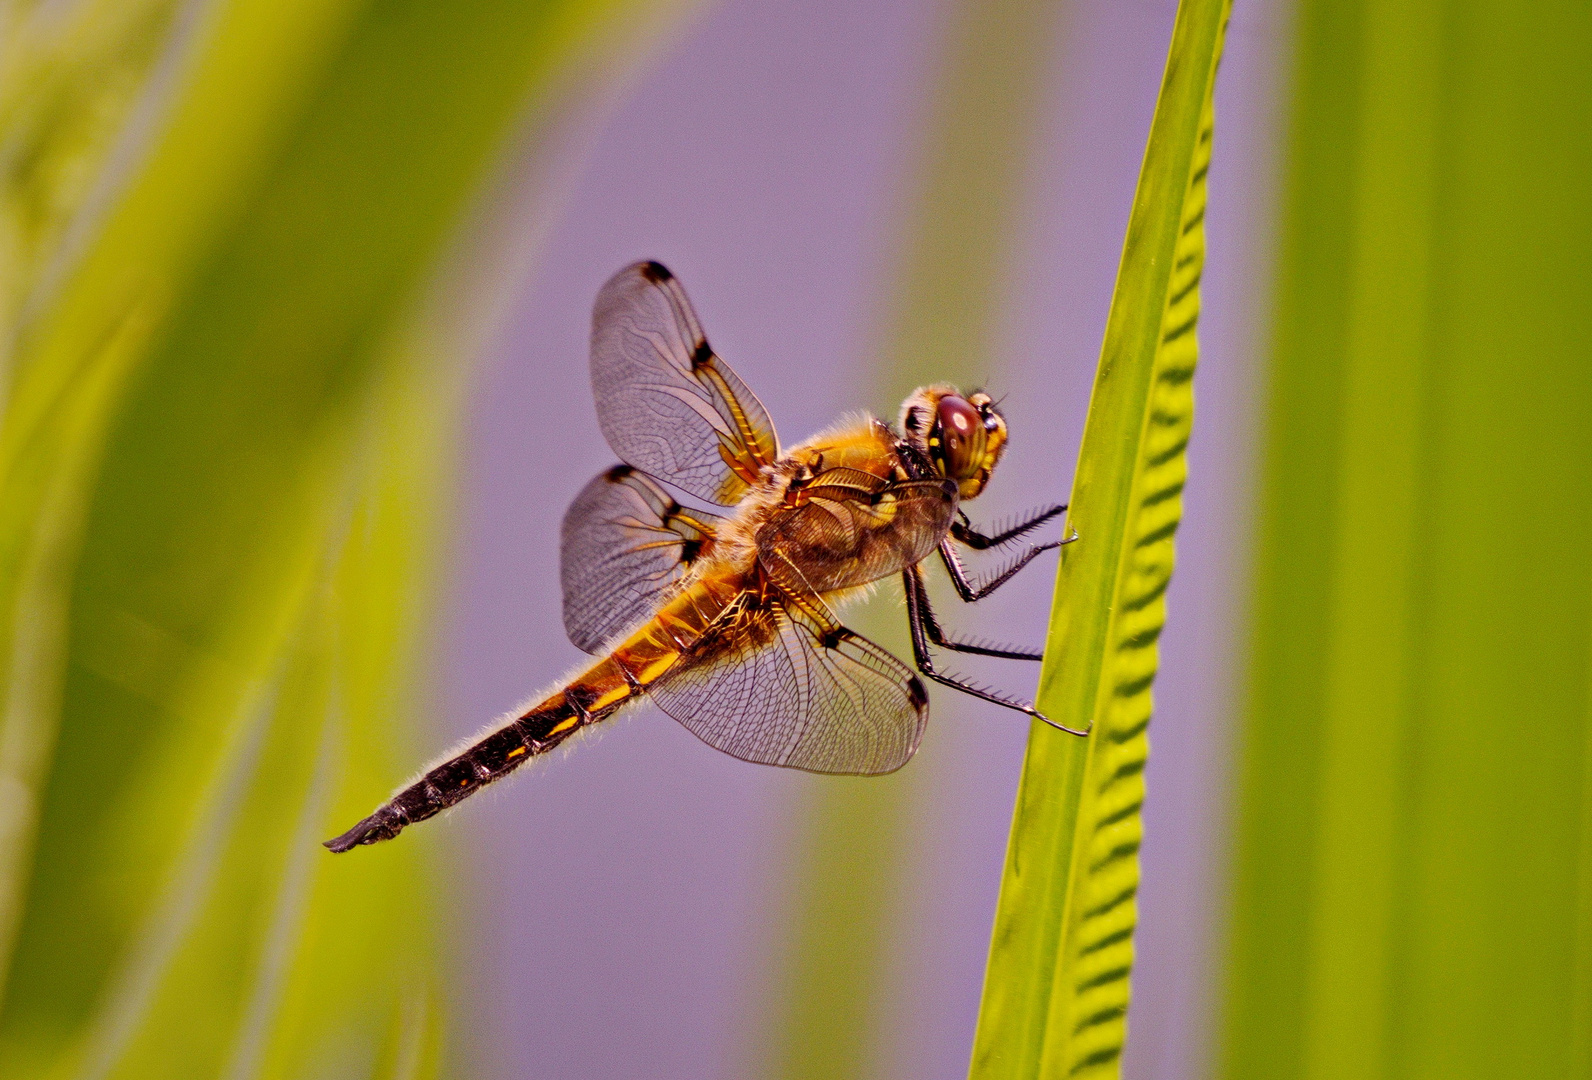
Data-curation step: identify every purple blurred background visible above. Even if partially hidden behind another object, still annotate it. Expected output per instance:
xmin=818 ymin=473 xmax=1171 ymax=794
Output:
xmin=432 ymin=0 xmax=1286 ymax=1077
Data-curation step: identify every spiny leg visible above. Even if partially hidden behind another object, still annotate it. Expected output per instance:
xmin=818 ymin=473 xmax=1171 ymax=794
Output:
xmin=941 ymin=506 xmax=1079 ymax=603
xmin=902 ymin=565 xmax=1087 ymax=736
xmin=913 ymin=564 xmax=1042 ymax=661
xmin=951 ymin=504 xmax=1066 ymax=550
xmin=938 ymin=536 xmax=1066 ymax=603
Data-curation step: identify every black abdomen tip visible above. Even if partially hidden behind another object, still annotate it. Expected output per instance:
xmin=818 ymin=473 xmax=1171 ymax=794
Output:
xmin=323 ymin=807 xmax=403 ymax=853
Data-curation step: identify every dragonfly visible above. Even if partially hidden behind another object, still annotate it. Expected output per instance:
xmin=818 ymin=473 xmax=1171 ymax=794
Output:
xmin=326 ymin=261 xmax=1080 ymax=853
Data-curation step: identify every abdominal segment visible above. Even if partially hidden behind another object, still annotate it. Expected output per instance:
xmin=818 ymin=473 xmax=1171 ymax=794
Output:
xmin=323 ymin=573 xmax=738 ymax=852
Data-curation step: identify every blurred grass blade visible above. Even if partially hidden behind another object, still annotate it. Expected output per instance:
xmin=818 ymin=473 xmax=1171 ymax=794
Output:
xmin=60 ymin=347 xmax=454 ymax=1080
xmin=0 ymin=0 xmax=687 ymax=1074
xmin=968 ymin=1 xmax=1229 ymax=1076
xmin=1219 ymin=0 xmax=1592 ymax=1076
xmin=0 ymin=0 xmax=230 ymax=987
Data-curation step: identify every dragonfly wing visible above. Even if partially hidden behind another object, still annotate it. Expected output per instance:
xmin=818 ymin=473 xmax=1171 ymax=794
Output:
xmin=650 ymin=583 xmax=928 ymax=776
xmin=591 ymin=261 xmax=780 ymax=505
xmin=756 ymin=474 xmax=958 ymax=595
xmin=561 ymin=465 xmax=727 ymax=653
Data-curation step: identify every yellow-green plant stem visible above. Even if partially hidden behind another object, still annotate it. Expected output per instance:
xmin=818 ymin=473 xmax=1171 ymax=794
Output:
xmin=969 ymin=0 xmax=1228 ymax=1076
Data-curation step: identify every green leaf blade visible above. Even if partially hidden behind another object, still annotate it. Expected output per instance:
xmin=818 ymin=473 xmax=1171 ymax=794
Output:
xmin=969 ymin=2 xmax=1228 ymax=1076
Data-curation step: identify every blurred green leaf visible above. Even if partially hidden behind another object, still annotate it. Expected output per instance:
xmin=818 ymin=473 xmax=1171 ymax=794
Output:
xmin=1219 ymin=0 xmax=1592 ymax=1077
xmin=0 ymin=0 xmax=686 ymax=1074
xmin=968 ymin=1 xmax=1228 ymax=1076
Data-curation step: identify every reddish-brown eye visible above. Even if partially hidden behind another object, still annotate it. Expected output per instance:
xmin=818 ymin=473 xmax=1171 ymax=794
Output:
xmin=933 ymin=394 xmax=988 ymax=480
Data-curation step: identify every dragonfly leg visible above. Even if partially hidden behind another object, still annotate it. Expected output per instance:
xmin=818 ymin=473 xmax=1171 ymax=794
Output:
xmin=902 ymin=566 xmax=1088 ymax=736
xmin=951 ymin=504 xmax=1067 ymax=549
xmin=938 ymin=528 xmax=1076 ymax=604
xmin=912 ymin=563 xmax=1042 ymax=661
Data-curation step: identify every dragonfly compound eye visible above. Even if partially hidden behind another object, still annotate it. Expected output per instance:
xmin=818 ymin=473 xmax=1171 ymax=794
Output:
xmin=933 ymin=394 xmax=988 ymax=482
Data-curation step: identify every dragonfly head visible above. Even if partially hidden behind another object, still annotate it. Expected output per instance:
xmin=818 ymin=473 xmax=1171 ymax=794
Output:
xmin=900 ymin=385 xmax=1009 ymax=500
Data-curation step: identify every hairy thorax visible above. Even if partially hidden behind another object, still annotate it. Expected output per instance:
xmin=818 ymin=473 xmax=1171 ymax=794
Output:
xmin=711 ymin=416 xmax=898 ymax=555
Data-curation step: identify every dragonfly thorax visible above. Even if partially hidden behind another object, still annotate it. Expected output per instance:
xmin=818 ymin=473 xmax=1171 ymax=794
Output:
xmin=899 ymin=385 xmax=1009 ymax=500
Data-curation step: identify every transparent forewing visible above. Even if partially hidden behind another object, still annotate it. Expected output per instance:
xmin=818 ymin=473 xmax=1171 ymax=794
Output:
xmin=561 ymin=465 xmax=727 ymax=653
xmin=591 ymin=262 xmax=780 ymax=505
xmin=757 ymin=474 xmax=958 ymax=595
xmin=651 ymin=594 xmax=928 ymax=775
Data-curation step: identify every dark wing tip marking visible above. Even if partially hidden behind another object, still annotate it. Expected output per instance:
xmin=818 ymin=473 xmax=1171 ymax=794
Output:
xmin=640 ymin=261 xmax=672 ymax=282
xmin=907 ymin=674 xmax=929 ymax=714
xmin=690 ymin=339 xmax=713 ymax=369
xmin=604 ymin=463 xmax=635 ymax=481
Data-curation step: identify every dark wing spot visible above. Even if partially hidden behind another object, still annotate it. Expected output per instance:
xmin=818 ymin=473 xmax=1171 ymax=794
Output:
xmin=605 ymin=463 xmax=635 ymax=481
xmin=907 ymin=675 xmax=929 ymax=713
xmin=640 ymin=261 xmax=672 ymax=282
xmin=691 ymin=340 xmax=713 ymax=369
xmin=679 ymin=538 xmax=702 ymax=563
xmin=819 ymin=627 xmax=846 ymax=650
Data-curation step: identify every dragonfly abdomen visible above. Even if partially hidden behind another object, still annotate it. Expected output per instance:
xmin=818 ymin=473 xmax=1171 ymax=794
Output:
xmin=325 ymin=579 xmax=736 ymax=852
xmin=327 ymin=702 xmax=565 ymax=851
